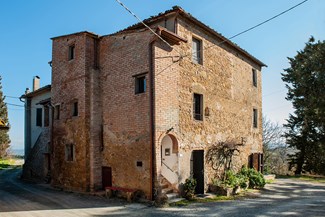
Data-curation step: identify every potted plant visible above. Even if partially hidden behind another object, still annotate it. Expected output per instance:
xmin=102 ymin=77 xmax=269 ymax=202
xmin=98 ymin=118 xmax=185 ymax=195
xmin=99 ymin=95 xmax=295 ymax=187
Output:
xmin=183 ymin=178 xmax=197 ymax=200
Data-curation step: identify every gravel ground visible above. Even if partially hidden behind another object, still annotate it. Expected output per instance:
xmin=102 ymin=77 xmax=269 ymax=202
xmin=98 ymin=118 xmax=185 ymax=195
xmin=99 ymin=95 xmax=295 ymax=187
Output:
xmin=1 ymin=168 xmax=325 ymax=217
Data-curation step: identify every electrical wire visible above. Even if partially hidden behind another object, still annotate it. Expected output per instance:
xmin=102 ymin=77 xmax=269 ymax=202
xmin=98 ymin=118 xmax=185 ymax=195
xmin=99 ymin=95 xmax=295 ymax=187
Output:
xmin=5 ymin=103 xmax=24 ymax=107
xmin=228 ymin=0 xmax=309 ymax=41
xmin=4 ymin=95 xmax=20 ymax=99
xmin=114 ymin=0 xmax=184 ymax=57
xmin=185 ymin=0 xmax=309 ymax=58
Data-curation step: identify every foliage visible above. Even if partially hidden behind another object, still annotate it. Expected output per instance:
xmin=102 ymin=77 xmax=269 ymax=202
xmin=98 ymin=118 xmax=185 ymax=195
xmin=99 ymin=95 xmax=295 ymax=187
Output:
xmin=183 ymin=178 xmax=197 ymax=200
xmin=0 ymin=76 xmax=10 ymax=158
xmin=239 ymin=166 xmax=265 ymax=189
xmin=263 ymin=116 xmax=290 ymax=175
xmin=224 ymin=170 xmax=240 ymax=188
xmin=0 ymin=158 xmax=15 ymax=170
xmin=211 ymin=166 xmax=265 ymax=190
xmin=281 ymin=37 xmax=325 ymax=175
xmin=206 ymin=140 xmax=244 ymax=180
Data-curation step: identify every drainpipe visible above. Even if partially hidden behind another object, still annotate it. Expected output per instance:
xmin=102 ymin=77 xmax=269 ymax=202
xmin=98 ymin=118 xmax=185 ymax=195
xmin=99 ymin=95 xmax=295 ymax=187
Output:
xmin=149 ymin=37 xmax=157 ymax=201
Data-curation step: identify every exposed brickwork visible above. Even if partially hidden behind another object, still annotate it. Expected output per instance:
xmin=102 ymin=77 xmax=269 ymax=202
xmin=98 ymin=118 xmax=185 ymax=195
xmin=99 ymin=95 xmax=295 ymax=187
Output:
xmin=99 ymin=31 xmax=153 ymax=197
xmin=50 ymin=8 xmax=264 ymax=199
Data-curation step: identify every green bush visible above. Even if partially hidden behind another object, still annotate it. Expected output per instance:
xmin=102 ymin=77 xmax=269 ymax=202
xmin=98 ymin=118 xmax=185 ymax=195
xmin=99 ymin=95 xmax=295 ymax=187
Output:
xmin=239 ymin=166 xmax=265 ymax=189
xmin=183 ymin=178 xmax=197 ymax=200
xmin=224 ymin=170 xmax=249 ymax=188
xmin=224 ymin=170 xmax=239 ymax=187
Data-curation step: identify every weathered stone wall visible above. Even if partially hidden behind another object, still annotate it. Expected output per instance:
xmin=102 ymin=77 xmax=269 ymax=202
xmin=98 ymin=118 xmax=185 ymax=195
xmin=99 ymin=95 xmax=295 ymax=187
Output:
xmin=22 ymin=127 xmax=50 ymax=180
xmin=153 ymin=17 xmax=263 ymax=192
xmin=51 ymin=33 xmax=97 ymax=192
xmin=99 ymin=31 xmax=153 ymax=198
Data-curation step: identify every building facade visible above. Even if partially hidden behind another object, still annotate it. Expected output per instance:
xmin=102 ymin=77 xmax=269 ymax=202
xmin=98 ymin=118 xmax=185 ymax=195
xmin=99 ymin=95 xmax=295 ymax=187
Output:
xmin=48 ymin=6 xmax=265 ymax=199
xmin=21 ymin=76 xmax=51 ymax=181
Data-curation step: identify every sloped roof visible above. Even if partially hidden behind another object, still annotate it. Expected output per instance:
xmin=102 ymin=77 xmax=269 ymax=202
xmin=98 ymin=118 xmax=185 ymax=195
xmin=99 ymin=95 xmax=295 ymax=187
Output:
xmin=113 ymin=6 xmax=266 ymax=67
xmin=51 ymin=31 xmax=100 ymax=40
xmin=21 ymin=85 xmax=51 ymax=99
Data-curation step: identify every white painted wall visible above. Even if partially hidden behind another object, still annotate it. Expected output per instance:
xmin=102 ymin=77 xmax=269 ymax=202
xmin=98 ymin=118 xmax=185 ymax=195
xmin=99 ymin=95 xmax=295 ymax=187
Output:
xmin=30 ymin=91 xmax=51 ymax=148
xmin=161 ymin=135 xmax=178 ymax=185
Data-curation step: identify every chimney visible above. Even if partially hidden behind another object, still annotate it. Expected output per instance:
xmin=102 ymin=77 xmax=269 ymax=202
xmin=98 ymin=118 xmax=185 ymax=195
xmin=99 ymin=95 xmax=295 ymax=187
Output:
xmin=33 ymin=76 xmax=40 ymax=91
xmin=25 ymin=88 xmax=30 ymax=94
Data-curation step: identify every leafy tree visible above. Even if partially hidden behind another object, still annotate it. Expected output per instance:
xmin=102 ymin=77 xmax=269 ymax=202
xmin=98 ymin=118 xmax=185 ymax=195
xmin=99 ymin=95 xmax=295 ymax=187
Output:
xmin=281 ymin=37 xmax=325 ymax=175
xmin=0 ymin=76 xmax=10 ymax=158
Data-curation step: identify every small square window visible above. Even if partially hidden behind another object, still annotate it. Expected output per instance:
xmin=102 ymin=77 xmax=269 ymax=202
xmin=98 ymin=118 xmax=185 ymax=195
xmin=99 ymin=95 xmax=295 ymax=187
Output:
xmin=72 ymin=101 xmax=78 ymax=117
xmin=252 ymin=69 xmax=257 ymax=87
xmin=55 ymin=105 xmax=60 ymax=120
xmin=36 ymin=108 xmax=42 ymax=127
xmin=65 ymin=144 xmax=75 ymax=161
xmin=165 ymin=148 xmax=170 ymax=156
xmin=193 ymin=93 xmax=203 ymax=121
xmin=69 ymin=45 xmax=75 ymax=60
xmin=135 ymin=76 xmax=146 ymax=94
xmin=136 ymin=161 xmax=143 ymax=167
xmin=192 ymin=38 xmax=202 ymax=64
xmin=253 ymin=109 xmax=258 ymax=128
xmin=44 ymin=106 xmax=49 ymax=127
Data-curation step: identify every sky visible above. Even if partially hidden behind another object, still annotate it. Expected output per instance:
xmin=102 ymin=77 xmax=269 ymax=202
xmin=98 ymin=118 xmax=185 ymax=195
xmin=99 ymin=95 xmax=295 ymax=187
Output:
xmin=0 ymin=0 xmax=324 ymax=151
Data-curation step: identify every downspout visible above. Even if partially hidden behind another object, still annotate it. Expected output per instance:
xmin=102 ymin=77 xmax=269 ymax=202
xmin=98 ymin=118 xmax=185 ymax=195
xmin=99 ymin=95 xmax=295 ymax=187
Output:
xmin=149 ymin=37 xmax=157 ymax=201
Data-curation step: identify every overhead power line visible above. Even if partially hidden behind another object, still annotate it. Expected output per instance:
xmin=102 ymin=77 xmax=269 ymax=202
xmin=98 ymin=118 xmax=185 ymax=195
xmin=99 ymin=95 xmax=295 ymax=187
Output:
xmin=114 ymin=0 xmax=183 ymax=57
xmin=6 ymin=103 xmax=24 ymax=107
xmin=228 ymin=0 xmax=309 ymax=40
xmin=187 ymin=0 xmax=309 ymax=57
xmin=4 ymin=95 xmax=20 ymax=99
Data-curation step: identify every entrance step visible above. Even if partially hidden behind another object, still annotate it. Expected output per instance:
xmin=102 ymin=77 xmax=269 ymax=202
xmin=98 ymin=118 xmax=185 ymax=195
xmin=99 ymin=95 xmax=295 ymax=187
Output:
xmin=166 ymin=193 xmax=179 ymax=201
xmin=162 ymin=187 xmax=174 ymax=195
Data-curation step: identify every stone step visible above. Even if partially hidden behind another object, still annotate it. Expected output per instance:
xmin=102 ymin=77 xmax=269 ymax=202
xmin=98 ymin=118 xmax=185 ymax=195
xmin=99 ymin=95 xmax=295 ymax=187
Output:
xmin=166 ymin=192 xmax=179 ymax=200
xmin=162 ymin=188 xmax=174 ymax=195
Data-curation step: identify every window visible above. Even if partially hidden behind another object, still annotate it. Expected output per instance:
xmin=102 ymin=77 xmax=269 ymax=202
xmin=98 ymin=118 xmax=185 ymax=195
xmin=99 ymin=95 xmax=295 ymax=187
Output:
xmin=192 ymin=37 xmax=202 ymax=64
xmin=253 ymin=109 xmax=258 ymax=128
xmin=44 ymin=106 xmax=49 ymax=127
xmin=193 ymin=93 xmax=203 ymax=120
xmin=252 ymin=69 xmax=257 ymax=87
xmin=55 ymin=105 xmax=60 ymax=120
xmin=135 ymin=76 xmax=146 ymax=94
xmin=68 ymin=45 xmax=75 ymax=60
xmin=165 ymin=148 xmax=171 ymax=156
xmin=65 ymin=144 xmax=74 ymax=161
xmin=136 ymin=161 xmax=143 ymax=167
xmin=72 ymin=101 xmax=78 ymax=117
xmin=36 ymin=108 xmax=42 ymax=127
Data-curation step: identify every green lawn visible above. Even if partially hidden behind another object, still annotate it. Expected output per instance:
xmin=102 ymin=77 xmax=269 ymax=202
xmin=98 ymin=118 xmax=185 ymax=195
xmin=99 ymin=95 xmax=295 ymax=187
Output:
xmin=169 ymin=195 xmax=235 ymax=207
xmin=277 ymin=175 xmax=325 ymax=183
xmin=0 ymin=158 xmax=15 ymax=169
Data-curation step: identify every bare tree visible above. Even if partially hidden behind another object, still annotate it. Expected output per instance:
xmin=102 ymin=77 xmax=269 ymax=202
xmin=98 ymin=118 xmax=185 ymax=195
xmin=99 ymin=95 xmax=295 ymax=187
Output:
xmin=263 ymin=116 xmax=289 ymax=174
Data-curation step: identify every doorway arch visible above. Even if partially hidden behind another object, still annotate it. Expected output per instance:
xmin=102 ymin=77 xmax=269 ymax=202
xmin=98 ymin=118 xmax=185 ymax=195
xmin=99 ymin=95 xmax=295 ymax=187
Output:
xmin=160 ymin=134 xmax=179 ymax=186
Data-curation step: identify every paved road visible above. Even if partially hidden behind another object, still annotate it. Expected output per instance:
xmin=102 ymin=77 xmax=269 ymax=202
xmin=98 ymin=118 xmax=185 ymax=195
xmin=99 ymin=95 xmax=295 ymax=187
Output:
xmin=1 ymin=168 xmax=325 ymax=216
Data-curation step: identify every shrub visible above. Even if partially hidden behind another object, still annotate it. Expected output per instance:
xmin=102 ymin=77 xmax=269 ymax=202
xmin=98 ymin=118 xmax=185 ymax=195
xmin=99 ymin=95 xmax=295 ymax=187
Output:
xmin=224 ymin=170 xmax=239 ymax=187
xmin=183 ymin=178 xmax=197 ymax=200
xmin=239 ymin=166 xmax=265 ymax=189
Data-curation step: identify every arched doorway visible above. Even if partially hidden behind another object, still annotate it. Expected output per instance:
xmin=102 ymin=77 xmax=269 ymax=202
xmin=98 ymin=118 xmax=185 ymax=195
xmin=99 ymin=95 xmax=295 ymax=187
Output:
xmin=161 ymin=134 xmax=179 ymax=186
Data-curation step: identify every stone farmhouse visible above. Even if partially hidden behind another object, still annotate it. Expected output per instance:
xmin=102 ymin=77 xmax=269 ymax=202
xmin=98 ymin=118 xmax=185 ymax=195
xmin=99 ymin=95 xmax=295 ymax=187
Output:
xmin=23 ymin=6 xmax=265 ymax=200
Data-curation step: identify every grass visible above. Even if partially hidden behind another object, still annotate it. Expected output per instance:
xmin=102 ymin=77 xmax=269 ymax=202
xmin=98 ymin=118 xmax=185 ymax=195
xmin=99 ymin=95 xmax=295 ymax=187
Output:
xmin=0 ymin=158 xmax=14 ymax=169
xmin=277 ymin=174 xmax=325 ymax=183
xmin=169 ymin=195 xmax=237 ymax=207
xmin=0 ymin=158 xmax=22 ymax=170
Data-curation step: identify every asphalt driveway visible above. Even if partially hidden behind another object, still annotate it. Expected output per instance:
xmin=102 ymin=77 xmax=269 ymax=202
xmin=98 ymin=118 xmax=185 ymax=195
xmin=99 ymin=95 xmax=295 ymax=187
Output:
xmin=1 ymin=168 xmax=324 ymax=216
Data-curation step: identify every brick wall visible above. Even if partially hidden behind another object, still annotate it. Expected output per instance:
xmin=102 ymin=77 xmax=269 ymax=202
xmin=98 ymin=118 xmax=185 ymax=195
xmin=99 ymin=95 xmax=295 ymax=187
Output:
xmin=51 ymin=32 xmax=101 ymax=192
xmin=99 ymin=30 xmax=153 ymax=198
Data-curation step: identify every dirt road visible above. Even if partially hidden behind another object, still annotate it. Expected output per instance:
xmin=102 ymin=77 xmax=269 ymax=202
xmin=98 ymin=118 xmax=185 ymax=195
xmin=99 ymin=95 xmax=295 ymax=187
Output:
xmin=1 ymin=168 xmax=325 ymax=216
